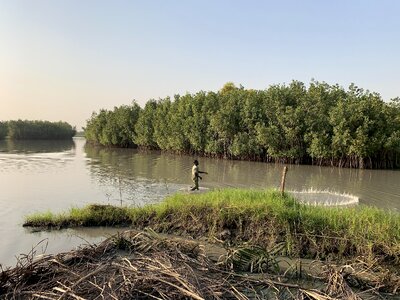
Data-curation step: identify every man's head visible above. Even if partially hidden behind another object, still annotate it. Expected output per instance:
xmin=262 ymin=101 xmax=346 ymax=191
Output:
xmin=193 ymin=160 xmax=199 ymax=165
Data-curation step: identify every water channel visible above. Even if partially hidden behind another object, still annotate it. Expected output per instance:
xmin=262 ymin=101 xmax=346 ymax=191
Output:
xmin=0 ymin=137 xmax=399 ymax=267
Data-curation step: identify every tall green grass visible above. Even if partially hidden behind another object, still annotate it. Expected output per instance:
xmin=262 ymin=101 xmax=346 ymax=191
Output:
xmin=24 ymin=189 xmax=400 ymax=262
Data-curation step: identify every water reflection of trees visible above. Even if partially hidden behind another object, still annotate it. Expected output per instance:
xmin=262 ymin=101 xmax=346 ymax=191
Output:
xmin=84 ymin=144 xmax=309 ymax=191
xmin=283 ymin=165 xmax=369 ymax=196
xmin=0 ymin=139 xmax=75 ymax=154
xmin=84 ymin=144 xmax=181 ymax=181
xmin=84 ymin=144 xmax=188 ymax=205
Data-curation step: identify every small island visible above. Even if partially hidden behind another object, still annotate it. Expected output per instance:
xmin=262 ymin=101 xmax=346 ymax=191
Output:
xmin=0 ymin=120 xmax=76 ymax=140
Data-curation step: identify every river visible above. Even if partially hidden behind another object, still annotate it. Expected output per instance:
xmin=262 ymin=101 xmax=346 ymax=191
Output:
xmin=0 ymin=137 xmax=399 ymax=267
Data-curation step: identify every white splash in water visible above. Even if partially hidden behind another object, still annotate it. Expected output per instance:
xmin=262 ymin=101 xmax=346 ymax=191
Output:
xmin=288 ymin=188 xmax=359 ymax=206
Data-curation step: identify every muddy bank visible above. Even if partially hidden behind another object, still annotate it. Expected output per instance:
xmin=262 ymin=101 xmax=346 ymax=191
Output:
xmin=1 ymin=229 xmax=399 ymax=299
xmin=24 ymin=189 xmax=400 ymax=268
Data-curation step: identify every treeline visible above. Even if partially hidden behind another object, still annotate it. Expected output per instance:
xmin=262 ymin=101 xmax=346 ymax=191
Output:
xmin=84 ymin=81 xmax=400 ymax=168
xmin=0 ymin=122 xmax=7 ymax=139
xmin=85 ymin=105 xmax=141 ymax=147
xmin=0 ymin=120 xmax=76 ymax=140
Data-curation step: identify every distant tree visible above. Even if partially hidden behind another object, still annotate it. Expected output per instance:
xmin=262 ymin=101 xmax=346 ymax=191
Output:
xmin=185 ymin=91 xmax=214 ymax=154
xmin=151 ymin=97 xmax=172 ymax=150
xmin=384 ymin=97 xmax=400 ymax=168
xmin=219 ymin=82 xmax=238 ymax=95
xmin=85 ymin=102 xmax=141 ymax=147
xmin=7 ymin=120 xmax=76 ymax=140
xmin=303 ymin=81 xmax=345 ymax=164
xmin=134 ymin=100 xmax=158 ymax=149
xmin=330 ymin=85 xmax=393 ymax=168
xmin=0 ymin=121 xmax=7 ymax=139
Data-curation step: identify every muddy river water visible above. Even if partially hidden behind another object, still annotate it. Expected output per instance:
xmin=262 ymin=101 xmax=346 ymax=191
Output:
xmin=0 ymin=137 xmax=399 ymax=267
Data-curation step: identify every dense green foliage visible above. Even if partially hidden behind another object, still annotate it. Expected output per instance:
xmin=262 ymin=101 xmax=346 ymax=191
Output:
xmin=85 ymin=103 xmax=141 ymax=147
xmin=24 ymin=189 xmax=400 ymax=263
xmin=0 ymin=121 xmax=7 ymax=139
xmin=85 ymin=81 xmax=400 ymax=168
xmin=6 ymin=120 xmax=76 ymax=140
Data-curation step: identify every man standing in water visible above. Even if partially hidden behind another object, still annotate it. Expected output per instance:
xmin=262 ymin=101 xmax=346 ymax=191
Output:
xmin=191 ymin=160 xmax=208 ymax=191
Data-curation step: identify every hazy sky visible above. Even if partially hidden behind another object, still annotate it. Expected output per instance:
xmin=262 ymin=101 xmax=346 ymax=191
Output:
xmin=1 ymin=0 xmax=399 ymax=129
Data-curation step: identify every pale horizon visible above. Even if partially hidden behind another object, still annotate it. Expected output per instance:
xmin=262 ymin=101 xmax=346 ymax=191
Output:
xmin=1 ymin=0 xmax=400 ymax=129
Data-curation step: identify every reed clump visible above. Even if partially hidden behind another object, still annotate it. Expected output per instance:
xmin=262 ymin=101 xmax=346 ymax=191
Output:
xmin=24 ymin=189 xmax=400 ymax=266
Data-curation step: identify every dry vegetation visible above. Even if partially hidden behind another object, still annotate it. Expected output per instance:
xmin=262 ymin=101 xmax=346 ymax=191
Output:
xmin=24 ymin=190 xmax=400 ymax=266
xmin=16 ymin=189 xmax=400 ymax=299
xmin=2 ymin=229 xmax=398 ymax=299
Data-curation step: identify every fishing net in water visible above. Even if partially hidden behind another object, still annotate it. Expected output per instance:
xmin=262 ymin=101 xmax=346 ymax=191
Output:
xmin=289 ymin=189 xmax=359 ymax=206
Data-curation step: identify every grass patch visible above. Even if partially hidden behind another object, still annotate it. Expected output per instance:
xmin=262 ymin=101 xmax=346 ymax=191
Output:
xmin=24 ymin=204 xmax=132 ymax=228
xmin=24 ymin=189 xmax=400 ymax=264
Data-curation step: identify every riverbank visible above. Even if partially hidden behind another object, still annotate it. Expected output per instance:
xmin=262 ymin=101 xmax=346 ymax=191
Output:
xmin=2 ymin=229 xmax=399 ymax=299
xmin=4 ymin=188 xmax=399 ymax=298
xmin=24 ymin=189 xmax=400 ymax=265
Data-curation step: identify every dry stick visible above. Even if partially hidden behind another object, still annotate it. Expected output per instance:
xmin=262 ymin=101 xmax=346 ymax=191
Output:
xmin=31 ymin=293 xmax=57 ymax=300
xmin=118 ymin=257 xmax=139 ymax=271
xmin=230 ymin=285 xmax=249 ymax=300
xmin=280 ymin=166 xmax=288 ymax=196
xmin=54 ymin=287 xmax=86 ymax=300
xmin=57 ymin=265 xmax=107 ymax=300
xmin=49 ymin=258 xmax=81 ymax=277
xmin=141 ymin=260 xmax=203 ymax=300
xmin=156 ymin=259 xmax=198 ymax=293
xmin=86 ymin=278 xmax=104 ymax=292
xmin=106 ymin=281 xmax=118 ymax=300
xmin=155 ymin=277 xmax=204 ymax=300
xmin=134 ymin=289 xmax=164 ymax=300
xmin=300 ymin=289 xmax=335 ymax=300
xmin=355 ymin=284 xmax=386 ymax=296
xmin=210 ymin=267 xmax=305 ymax=295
